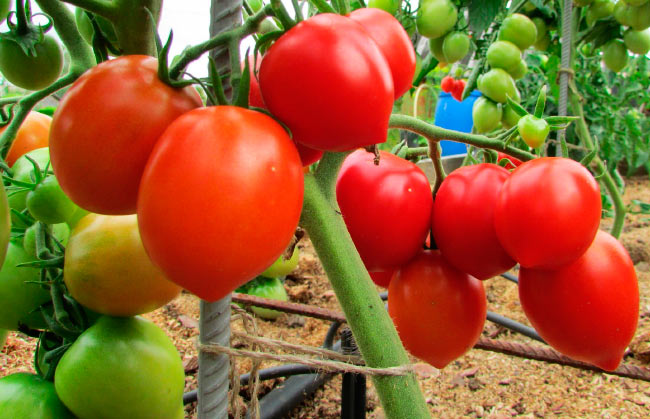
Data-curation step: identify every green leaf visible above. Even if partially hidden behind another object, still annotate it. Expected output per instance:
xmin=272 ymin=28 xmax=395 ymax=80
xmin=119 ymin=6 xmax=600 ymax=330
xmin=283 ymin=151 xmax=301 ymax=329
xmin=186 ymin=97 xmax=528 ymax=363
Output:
xmin=468 ymin=0 xmax=504 ymax=35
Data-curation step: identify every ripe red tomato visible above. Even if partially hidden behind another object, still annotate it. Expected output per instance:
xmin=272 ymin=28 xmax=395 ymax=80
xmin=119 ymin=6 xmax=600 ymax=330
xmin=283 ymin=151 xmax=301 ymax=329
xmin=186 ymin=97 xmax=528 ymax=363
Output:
xmin=49 ymin=55 xmax=202 ymax=215
xmin=496 ymin=152 xmax=523 ymax=169
xmin=369 ymin=269 xmax=394 ymax=288
xmin=245 ymin=54 xmax=265 ymax=108
xmin=349 ymin=7 xmax=416 ymax=99
xmin=2 ymin=111 xmax=51 ymax=167
xmin=138 ymin=106 xmax=304 ymax=302
xmin=519 ymin=231 xmax=638 ymax=371
xmin=494 ymin=157 xmax=601 ymax=269
xmin=259 ymin=13 xmax=394 ymax=151
xmin=388 ymin=250 xmax=486 ymax=369
xmin=450 ymin=79 xmax=466 ymax=101
xmin=440 ymin=75 xmax=455 ymax=92
xmin=294 ymin=142 xmax=324 ymax=166
xmin=432 ymin=164 xmax=516 ymax=280
xmin=336 ymin=150 xmax=432 ymax=271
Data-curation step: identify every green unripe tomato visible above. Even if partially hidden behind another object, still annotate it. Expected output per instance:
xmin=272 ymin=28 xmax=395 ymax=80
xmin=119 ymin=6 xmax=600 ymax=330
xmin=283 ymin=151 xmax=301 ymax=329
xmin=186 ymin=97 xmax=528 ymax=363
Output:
xmin=0 ymin=328 xmax=6 ymax=348
xmin=614 ymin=1 xmax=634 ymax=26
xmin=624 ymin=28 xmax=650 ymax=54
xmin=603 ymin=39 xmax=629 ymax=72
xmin=472 ymin=97 xmax=503 ymax=133
xmin=416 ymin=0 xmax=458 ymax=39
xmin=508 ymin=59 xmax=528 ymax=80
xmin=442 ymin=32 xmax=470 ymax=63
xmin=574 ymin=0 xmax=595 ymax=6
xmin=12 ymin=147 xmax=51 ymax=180
xmin=0 ymin=0 xmax=10 ymax=24
xmin=23 ymin=222 xmax=70 ymax=256
xmin=499 ymin=13 xmax=538 ymax=50
xmin=623 ymin=0 xmax=648 ymax=6
xmin=66 ymin=205 xmax=91 ymax=229
xmin=413 ymin=53 xmax=423 ymax=83
xmin=477 ymin=68 xmax=520 ymax=104
xmin=26 ymin=176 xmax=78 ymax=225
xmin=532 ymin=17 xmax=547 ymax=43
xmin=75 ymin=8 xmax=118 ymax=46
xmin=0 ymin=373 xmax=75 ymax=418
xmin=368 ymin=0 xmax=401 ymax=15
xmin=502 ymin=103 xmax=523 ymax=129
xmin=238 ymin=276 xmax=289 ymax=320
xmin=586 ymin=0 xmax=615 ymax=26
xmin=429 ymin=36 xmax=447 ymax=63
xmin=534 ymin=32 xmax=552 ymax=51
xmin=0 ymin=35 xmax=63 ymax=91
xmin=261 ymin=246 xmax=299 ymax=278
xmin=518 ymin=115 xmax=550 ymax=148
xmin=486 ymin=40 xmax=522 ymax=71
xmin=522 ymin=1 xmax=537 ymax=12
xmin=629 ymin=3 xmax=650 ymax=30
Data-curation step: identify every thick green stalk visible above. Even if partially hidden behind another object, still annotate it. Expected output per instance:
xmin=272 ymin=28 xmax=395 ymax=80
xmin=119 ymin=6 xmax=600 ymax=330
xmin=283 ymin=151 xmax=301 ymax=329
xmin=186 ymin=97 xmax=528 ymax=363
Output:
xmin=60 ymin=0 xmax=117 ymax=19
xmin=390 ymin=114 xmax=537 ymax=162
xmin=112 ymin=0 xmax=162 ymax=55
xmin=300 ymin=153 xmax=429 ymax=419
xmin=570 ymin=94 xmax=626 ymax=238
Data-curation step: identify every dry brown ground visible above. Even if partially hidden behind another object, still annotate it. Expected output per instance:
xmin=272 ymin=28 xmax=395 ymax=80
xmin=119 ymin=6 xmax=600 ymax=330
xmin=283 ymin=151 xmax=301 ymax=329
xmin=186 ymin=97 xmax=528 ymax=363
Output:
xmin=2 ymin=177 xmax=650 ymax=418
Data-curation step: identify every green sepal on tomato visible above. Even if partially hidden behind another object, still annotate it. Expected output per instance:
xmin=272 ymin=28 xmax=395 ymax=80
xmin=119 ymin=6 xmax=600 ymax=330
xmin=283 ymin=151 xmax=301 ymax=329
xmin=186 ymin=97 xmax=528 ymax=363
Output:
xmin=236 ymin=276 xmax=288 ymax=320
xmin=0 ymin=373 xmax=75 ymax=419
xmin=517 ymin=114 xmax=549 ymax=149
xmin=519 ymin=231 xmax=639 ymax=371
xmin=23 ymin=222 xmax=70 ymax=256
xmin=54 ymin=316 xmax=185 ymax=419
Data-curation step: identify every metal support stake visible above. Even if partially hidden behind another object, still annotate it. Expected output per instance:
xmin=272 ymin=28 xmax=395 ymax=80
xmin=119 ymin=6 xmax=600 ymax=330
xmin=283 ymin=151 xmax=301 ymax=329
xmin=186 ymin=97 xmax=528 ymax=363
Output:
xmin=198 ymin=1 xmax=242 ymax=418
xmin=340 ymin=328 xmax=366 ymax=419
xmin=556 ymin=0 xmax=573 ymax=155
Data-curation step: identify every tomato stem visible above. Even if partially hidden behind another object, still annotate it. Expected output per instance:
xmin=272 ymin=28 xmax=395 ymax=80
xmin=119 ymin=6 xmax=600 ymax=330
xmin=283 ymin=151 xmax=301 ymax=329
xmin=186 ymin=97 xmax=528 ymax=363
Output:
xmin=428 ymin=139 xmax=445 ymax=195
xmin=301 ymin=154 xmax=430 ymax=419
xmin=58 ymin=0 xmax=117 ymax=20
xmin=309 ymin=0 xmax=336 ymax=14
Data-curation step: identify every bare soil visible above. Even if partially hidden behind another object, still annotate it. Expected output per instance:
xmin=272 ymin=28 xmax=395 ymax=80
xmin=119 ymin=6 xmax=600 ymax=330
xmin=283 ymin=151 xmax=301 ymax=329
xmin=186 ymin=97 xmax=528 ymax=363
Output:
xmin=3 ymin=177 xmax=650 ymax=418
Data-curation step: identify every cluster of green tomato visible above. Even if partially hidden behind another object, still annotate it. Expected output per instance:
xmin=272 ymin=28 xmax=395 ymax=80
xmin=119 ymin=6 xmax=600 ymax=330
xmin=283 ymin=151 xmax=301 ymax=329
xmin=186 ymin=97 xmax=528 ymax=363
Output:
xmin=472 ymin=11 xmax=550 ymax=149
xmin=577 ymin=0 xmax=650 ymax=72
xmin=413 ymin=0 xmax=470 ymax=65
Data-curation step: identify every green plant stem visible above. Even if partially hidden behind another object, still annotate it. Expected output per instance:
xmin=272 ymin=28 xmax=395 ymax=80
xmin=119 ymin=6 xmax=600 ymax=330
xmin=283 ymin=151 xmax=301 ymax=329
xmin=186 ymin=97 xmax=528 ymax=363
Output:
xmin=169 ymin=5 xmax=271 ymax=80
xmin=271 ymin=0 xmax=294 ymax=29
xmin=310 ymin=0 xmax=336 ymax=13
xmin=301 ymin=155 xmax=429 ymax=419
xmin=428 ymin=140 xmax=445 ymax=195
xmin=313 ymin=151 xmax=348 ymax=200
xmin=570 ymin=94 xmax=626 ymax=238
xmin=390 ymin=114 xmax=537 ymax=162
xmin=59 ymin=0 xmax=116 ymax=20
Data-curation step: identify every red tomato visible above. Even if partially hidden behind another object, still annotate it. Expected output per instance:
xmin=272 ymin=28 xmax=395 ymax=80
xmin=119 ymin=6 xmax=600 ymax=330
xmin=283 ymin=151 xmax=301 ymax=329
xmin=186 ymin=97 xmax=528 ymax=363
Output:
xmin=349 ymin=8 xmax=416 ymax=99
xmin=451 ymin=79 xmax=466 ymax=101
xmin=369 ymin=269 xmax=394 ymax=288
xmin=245 ymin=55 xmax=265 ymax=109
xmin=496 ymin=152 xmax=523 ymax=170
xmin=441 ymin=76 xmax=455 ymax=92
xmin=336 ymin=150 xmax=432 ymax=271
xmin=137 ymin=106 xmax=303 ymax=302
xmin=494 ymin=157 xmax=601 ymax=269
xmin=294 ymin=142 xmax=324 ymax=166
xmin=519 ymin=231 xmax=638 ymax=371
xmin=3 ymin=112 xmax=50 ymax=167
xmin=432 ymin=164 xmax=516 ymax=280
xmin=388 ymin=250 xmax=486 ymax=369
xmin=259 ymin=13 xmax=394 ymax=151
xmin=50 ymin=55 xmax=202 ymax=215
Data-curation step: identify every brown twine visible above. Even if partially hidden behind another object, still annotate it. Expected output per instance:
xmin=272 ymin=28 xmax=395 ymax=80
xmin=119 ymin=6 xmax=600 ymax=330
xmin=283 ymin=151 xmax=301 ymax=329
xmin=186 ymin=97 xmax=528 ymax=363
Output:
xmin=230 ymin=306 xmax=262 ymax=419
xmin=557 ymin=67 xmax=575 ymax=83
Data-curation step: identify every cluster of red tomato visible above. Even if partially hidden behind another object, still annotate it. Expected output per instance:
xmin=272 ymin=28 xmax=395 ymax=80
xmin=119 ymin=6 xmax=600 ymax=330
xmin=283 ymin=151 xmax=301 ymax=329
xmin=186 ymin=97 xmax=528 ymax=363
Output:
xmin=440 ymin=75 xmax=466 ymax=102
xmin=337 ymin=150 xmax=638 ymax=371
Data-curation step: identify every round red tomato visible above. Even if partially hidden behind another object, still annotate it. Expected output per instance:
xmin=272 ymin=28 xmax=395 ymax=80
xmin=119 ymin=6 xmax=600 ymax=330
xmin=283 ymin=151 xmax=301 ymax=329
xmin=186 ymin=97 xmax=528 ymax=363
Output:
xmin=2 ymin=112 xmax=51 ymax=167
xmin=49 ymin=55 xmax=202 ymax=215
xmin=259 ymin=13 xmax=394 ymax=151
xmin=432 ymin=164 xmax=516 ymax=280
xmin=336 ymin=150 xmax=432 ymax=271
xmin=349 ymin=7 xmax=416 ymax=99
xmin=245 ymin=54 xmax=265 ymax=109
xmin=137 ymin=106 xmax=303 ymax=302
xmin=496 ymin=152 xmax=523 ymax=170
xmin=388 ymin=250 xmax=486 ymax=369
xmin=519 ymin=231 xmax=638 ymax=371
xmin=494 ymin=157 xmax=601 ymax=269
xmin=369 ymin=269 xmax=394 ymax=288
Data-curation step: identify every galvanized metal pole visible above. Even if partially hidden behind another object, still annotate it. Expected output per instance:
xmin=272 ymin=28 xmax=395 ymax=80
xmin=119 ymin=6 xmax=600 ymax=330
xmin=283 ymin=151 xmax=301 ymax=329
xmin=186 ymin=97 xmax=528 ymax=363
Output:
xmin=198 ymin=1 xmax=242 ymax=418
xmin=556 ymin=0 xmax=573 ymax=155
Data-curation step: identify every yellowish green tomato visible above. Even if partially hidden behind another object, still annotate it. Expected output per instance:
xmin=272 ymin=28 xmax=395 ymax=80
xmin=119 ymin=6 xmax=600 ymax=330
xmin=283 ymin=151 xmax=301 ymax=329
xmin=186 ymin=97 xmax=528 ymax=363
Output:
xmin=237 ymin=276 xmax=289 ymax=320
xmin=532 ymin=17 xmax=547 ymax=43
xmin=499 ymin=14 xmax=538 ymax=50
xmin=472 ymin=97 xmax=503 ymax=134
xmin=603 ymin=39 xmax=629 ymax=72
xmin=624 ymin=28 xmax=650 ymax=54
xmin=261 ymin=245 xmax=299 ymax=277
xmin=429 ymin=37 xmax=447 ymax=63
xmin=518 ymin=115 xmax=550 ymax=148
xmin=624 ymin=0 xmax=648 ymax=6
xmin=26 ymin=175 xmax=78 ymax=225
xmin=486 ymin=40 xmax=522 ymax=72
xmin=442 ymin=32 xmax=470 ymax=63
xmin=508 ymin=59 xmax=528 ymax=80
xmin=629 ymin=3 xmax=650 ymax=30
xmin=0 ymin=0 xmax=9 ymax=24
xmin=416 ymin=0 xmax=458 ymax=39
xmin=586 ymin=0 xmax=615 ymax=26
xmin=615 ymin=1 xmax=634 ymax=26
xmin=368 ymin=0 xmax=401 ymax=15
xmin=477 ymin=68 xmax=520 ymax=104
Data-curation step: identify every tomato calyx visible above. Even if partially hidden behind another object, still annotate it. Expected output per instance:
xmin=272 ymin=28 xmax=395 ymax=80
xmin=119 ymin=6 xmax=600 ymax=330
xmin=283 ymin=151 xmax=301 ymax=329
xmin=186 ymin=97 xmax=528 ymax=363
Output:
xmin=0 ymin=1 xmax=53 ymax=52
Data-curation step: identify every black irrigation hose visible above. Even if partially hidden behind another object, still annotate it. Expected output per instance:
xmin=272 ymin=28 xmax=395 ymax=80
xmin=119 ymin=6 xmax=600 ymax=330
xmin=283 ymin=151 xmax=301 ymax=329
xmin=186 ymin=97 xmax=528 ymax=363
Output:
xmin=501 ymin=272 xmax=519 ymax=284
xmin=487 ymin=311 xmax=545 ymax=343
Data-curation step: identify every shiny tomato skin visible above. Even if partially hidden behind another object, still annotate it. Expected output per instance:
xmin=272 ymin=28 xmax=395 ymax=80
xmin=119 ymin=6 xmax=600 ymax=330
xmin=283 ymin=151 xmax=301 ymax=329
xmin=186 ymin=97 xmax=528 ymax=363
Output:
xmin=259 ymin=13 xmax=394 ymax=151
xmin=336 ymin=150 xmax=432 ymax=271
xmin=349 ymin=8 xmax=416 ymax=99
xmin=138 ymin=106 xmax=303 ymax=302
xmin=49 ymin=55 xmax=202 ymax=215
xmin=369 ymin=269 xmax=394 ymax=288
xmin=64 ymin=214 xmax=181 ymax=316
xmin=519 ymin=231 xmax=638 ymax=371
xmin=494 ymin=157 xmax=601 ymax=269
xmin=432 ymin=164 xmax=516 ymax=280
xmin=246 ymin=54 xmax=266 ymax=108
xmin=2 ymin=112 xmax=51 ymax=167
xmin=388 ymin=250 xmax=486 ymax=369
xmin=0 ymin=373 xmax=75 ymax=418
